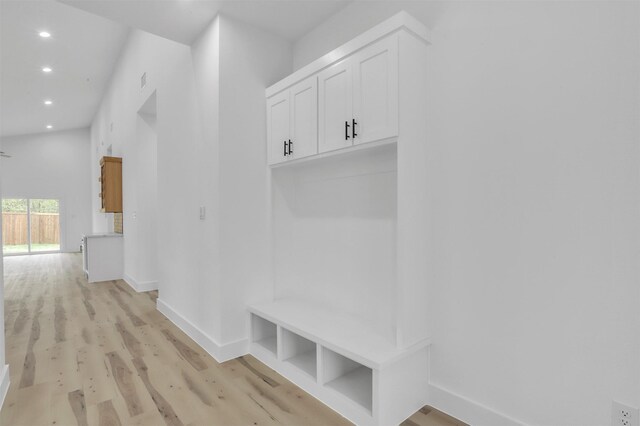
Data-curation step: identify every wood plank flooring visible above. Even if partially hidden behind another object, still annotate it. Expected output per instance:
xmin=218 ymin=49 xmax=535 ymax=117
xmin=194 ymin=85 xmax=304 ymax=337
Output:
xmin=1 ymin=253 xmax=464 ymax=426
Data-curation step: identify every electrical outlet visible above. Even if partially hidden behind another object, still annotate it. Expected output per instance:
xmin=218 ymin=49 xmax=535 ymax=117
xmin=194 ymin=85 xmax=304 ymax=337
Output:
xmin=613 ymin=401 xmax=639 ymax=426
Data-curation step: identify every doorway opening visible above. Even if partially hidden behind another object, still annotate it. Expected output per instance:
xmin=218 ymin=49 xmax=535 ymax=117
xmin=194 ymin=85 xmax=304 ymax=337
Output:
xmin=2 ymin=198 xmax=61 ymax=255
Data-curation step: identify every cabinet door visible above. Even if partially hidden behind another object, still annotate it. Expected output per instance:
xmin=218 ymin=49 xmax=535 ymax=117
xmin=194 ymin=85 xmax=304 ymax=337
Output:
xmin=352 ymin=34 xmax=398 ymax=145
xmin=289 ymin=77 xmax=318 ymax=160
xmin=267 ymin=91 xmax=290 ymax=165
xmin=318 ymin=60 xmax=353 ymax=153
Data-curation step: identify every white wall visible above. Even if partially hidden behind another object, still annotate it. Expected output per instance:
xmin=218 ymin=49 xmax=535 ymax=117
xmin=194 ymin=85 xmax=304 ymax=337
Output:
xmin=91 ymin=16 xmax=291 ymax=352
xmin=1 ymin=128 xmax=92 ymax=252
xmin=293 ymin=2 xmax=640 ymax=426
xmin=217 ymin=16 xmax=293 ymax=343
xmin=90 ymin=29 xmax=200 ymax=295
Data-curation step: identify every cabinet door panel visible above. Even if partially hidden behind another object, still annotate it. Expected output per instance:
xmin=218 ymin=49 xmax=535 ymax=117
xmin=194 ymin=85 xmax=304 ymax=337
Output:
xmin=352 ymin=34 xmax=398 ymax=145
xmin=290 ymin=77 xmax=318 ymax=160
xmin=267 ymin=91 xmax=290 ymax=164
xmin=318 ymin=60 xmax=353 ymax=153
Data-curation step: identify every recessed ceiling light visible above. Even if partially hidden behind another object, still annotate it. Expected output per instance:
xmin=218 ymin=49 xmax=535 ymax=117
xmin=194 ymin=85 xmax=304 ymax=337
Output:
xmin=44 ymin=100 xmax=53 ymax=105
xmin=46 ymin=125 xmax=53 ymax=129
xmin=39 ymin=31 xmax=51 ymax=38
xmin=42 ymin=67 xmax=52 ymax=73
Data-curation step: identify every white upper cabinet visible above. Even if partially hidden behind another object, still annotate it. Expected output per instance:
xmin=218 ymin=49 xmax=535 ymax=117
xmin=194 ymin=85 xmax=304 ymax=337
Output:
xmin=289 ymin=77 xmax=318 ymax=160
xmin=267 ymin=31 xmax=405 ymax=165
xmin=267 ymin=76 xmax=318 ymax=165
xmin=318 ymin=34 xmax=399 ymax=155
xmin=318 ymin=60 xmax=353 ymax=154
xmin=351 ymin=35 xmax=398 ymax=146
xmin=318 ymin=34 xmax=398 ymax=152
xmin=267 ymin=90 xmax=290 ymax=164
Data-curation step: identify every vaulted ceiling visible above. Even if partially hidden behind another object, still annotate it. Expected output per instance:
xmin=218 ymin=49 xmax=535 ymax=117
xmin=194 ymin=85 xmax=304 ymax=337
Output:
xmin=0 ymin=0 xmax=129 ymax=137
xmin=0 ymin=0 xmax=351 ymax=138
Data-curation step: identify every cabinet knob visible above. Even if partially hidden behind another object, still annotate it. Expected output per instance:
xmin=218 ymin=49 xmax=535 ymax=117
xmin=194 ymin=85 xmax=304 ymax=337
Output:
xmin=288 ymin=139 xmax=293 ymax=156
xmin=345 ymin=121 xmax=350 ymax=140
xmin=352 ymin=119 xmax=358 ymax=138
xmin=283 ymin=140 xmax=288 ymax=156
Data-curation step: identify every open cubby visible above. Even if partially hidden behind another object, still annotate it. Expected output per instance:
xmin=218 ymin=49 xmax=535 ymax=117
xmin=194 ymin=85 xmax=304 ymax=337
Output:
xmin=251 ymin=314 xmax=277 ymax=356
xmin=271 ymin=144 xmax=398 ymax=343
xmin=322 ymin=347 xmax=373 ymax=413
xmin=281 ymin=328 xmax=317 ymax=379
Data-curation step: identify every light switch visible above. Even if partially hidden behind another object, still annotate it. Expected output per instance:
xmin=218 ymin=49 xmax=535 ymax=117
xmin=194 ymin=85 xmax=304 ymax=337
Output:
xmin=199 ymin=206 xmax=206 ymax=220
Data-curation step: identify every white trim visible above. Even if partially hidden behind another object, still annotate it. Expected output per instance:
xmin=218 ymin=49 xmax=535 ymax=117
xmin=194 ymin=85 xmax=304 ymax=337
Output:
xmin=270 ymin=137 xmax=397 ymax=170
xmin=0 ymin=365 xmax=10 ymax=410
xmin=123 ymin=274 xmax=158 ymax=292
xmin=156 ymin=298 xmax=248 ymax=363
xmin=428 ymin=383 xmax=525 ymax=426
xmin=265 ymin=11 xmax=430 ymax=98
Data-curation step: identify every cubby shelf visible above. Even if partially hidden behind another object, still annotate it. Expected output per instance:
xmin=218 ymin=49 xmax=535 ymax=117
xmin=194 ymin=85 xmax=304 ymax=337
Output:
xmin=282 ymin=328 xmax=317 ymax=379
xmin=255 ymin=336 xmax=277 ymax=355
xmin=326 ymin=366 xmax=373 ymax=413
xmin=322 ymin=346 xmax=373 ymax=413
xmin=251 ymin=314 xmax=277 ymax=357
xmin=249 ymin=299 xmax=431 ymax=425
xmin=286 ymin=350 xmax=317 ymax=378
xmin=249 ymin=299 xmax=430 ymax=369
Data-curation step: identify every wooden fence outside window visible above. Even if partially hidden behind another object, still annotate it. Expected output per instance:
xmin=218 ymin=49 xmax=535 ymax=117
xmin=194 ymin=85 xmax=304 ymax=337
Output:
xmin=2 ymin=212 xmax=60 ymax=245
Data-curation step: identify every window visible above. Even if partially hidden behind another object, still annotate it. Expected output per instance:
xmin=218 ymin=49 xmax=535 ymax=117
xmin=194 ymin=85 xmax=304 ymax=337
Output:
xmin=2 ymin=198 xmax=60 ymax=254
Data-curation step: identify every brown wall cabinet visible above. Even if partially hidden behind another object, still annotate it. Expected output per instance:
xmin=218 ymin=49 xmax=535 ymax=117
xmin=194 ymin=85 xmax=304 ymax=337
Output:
xmin=99 ymin=156 xmax=123 ymax=213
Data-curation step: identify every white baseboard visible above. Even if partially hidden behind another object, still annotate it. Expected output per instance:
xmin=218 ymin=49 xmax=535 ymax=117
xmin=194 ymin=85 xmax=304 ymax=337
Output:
xmin=428 ymin=383 xmax=524 ymax=426
xmin=123 ymin=274 xmax=158 ymax=292
xmin=156 ymin=298 xmax=248 ymax=363
xmin=0 ymin=365 xmax=10 ymax=410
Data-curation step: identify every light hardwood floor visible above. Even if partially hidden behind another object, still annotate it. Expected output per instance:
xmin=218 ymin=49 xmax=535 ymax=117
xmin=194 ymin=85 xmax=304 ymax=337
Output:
xmin=1 ymin=253 xmax=464 ymax=426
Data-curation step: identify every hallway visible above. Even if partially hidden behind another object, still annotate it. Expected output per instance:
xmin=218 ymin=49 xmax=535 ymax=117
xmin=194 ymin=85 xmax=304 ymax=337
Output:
xmin=1 ymin=254 xmax=459 ymax=426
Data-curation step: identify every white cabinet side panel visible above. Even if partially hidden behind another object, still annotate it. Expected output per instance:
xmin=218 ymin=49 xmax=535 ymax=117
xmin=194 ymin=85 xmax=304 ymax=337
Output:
xmin=396 ymin=31 xmax=430 ymax=347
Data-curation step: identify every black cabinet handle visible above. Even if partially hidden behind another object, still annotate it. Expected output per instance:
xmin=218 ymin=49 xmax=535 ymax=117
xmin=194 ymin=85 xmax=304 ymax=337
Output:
xmin=283 ymin=140 xmax=288 ymax=156
xmin=288 ymin=140 xmax=293 ymax=155
xmin=352 ymin=119 xmax=358 ymax=138
xmin=345 ymin=121 xmax=350 ymax=140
